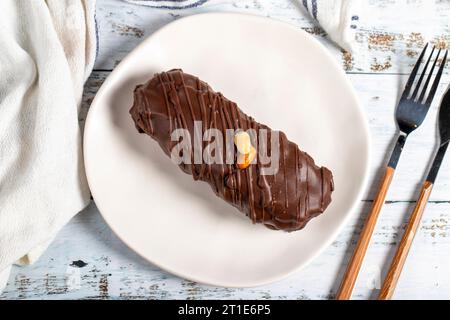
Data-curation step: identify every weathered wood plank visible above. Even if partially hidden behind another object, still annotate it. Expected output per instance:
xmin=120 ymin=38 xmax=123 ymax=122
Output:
xmin=3 ymin=70 xmax=449 ymax=300
xmin=1 ymin=201 xmax=449 ymax=300
xmin=79 ymin=71 xmax=450 ymax=202
xmin=95 ymin=0 xmax=450 ymax=73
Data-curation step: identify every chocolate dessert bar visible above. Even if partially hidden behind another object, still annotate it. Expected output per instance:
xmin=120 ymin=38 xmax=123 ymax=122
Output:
xmin=130 ymin=69 xmax=333 ymax=231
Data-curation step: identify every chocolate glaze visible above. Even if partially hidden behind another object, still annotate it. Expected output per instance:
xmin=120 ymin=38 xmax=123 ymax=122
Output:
xmin=130 ymin=69 xmax=334 ymax=231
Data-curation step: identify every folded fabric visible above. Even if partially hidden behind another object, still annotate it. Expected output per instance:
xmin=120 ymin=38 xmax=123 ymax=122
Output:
xmin=0 ymin=0 xmax=96 ymax=293
xmin=300 ymin=0 xmax=360 ymax=52
xmin=123 ymin=0 xmax=215 ymax=9
xmin=122 ymin=0 xmax=360 ymax=51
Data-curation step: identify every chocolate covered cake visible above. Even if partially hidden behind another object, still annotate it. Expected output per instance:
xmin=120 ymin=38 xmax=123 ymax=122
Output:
xmin=130 ymin=69 xmax=333 ymax=231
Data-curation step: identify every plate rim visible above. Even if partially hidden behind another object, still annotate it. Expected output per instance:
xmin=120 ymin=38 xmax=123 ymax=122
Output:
xmin=84 ymin=12 xmax=372 ymax=288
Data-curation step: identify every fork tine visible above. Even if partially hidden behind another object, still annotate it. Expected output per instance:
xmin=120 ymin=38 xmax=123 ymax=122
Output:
xmin=425 ymin=49 xmax=448 ymax=105
xmin=418 ymin=48 xmax=440 ymax=102
xmin=401 ymin=43 xmax=429 ymax=99
xmin=411 ymin=46 xmax=435 ymax=100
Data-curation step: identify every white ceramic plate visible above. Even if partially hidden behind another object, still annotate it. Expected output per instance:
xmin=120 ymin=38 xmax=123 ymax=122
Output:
xmin=84 ymin=13 xmax=370 ymax=287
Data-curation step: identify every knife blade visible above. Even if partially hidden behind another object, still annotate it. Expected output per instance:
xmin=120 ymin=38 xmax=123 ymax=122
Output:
xmin=427 ymin=85 xmax=450 ymax=183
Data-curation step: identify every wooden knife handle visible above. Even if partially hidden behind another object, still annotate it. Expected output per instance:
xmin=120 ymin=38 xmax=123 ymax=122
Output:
xmin=336 ymin=166 xmax=395 ymax=300
xmin=378 ymin=181 xmax=433 ymax=300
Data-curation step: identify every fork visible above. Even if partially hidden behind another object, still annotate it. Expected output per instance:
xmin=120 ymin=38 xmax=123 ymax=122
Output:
xmin=336 ymin=44 xmax=448 ymax=300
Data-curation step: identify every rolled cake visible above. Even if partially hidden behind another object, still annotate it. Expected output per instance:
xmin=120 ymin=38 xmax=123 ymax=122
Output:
xmin=130 ymin=69 xmax=333 ymax=231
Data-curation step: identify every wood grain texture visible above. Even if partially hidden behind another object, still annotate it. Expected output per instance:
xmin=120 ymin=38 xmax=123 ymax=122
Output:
xmin=2 ymin=0 xmax=450 ymax=300
xmin=337 ymin=167 xmax=395 ymax=299
xmin=94 ymin=0 xmax=450 ymax=73
xmin=2 ymin=201 xmax=450 ymax=300
xmin=379 ymin=181 xmax=434 ymax=300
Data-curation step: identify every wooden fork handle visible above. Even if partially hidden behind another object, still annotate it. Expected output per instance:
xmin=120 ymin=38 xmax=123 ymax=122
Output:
xmin=378 ymin=181 xmax=433 ymax=300
xmin=336 ymin=166 xmax=395 ymax=300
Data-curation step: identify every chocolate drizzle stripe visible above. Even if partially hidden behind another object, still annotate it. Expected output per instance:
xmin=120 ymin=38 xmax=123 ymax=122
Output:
xmin=178 ymin=71 xmax=198 ymax=178
xmin=305 ymin=157 xmax=309 ymax=219
xmin=229 ymin=101 xmax=243 ymax=208
xmin=244 ymin=114 xmax=255 ymax=222
xmin=156 ymin=74 xmax=173 ymax=134
xmin=221 ymin=100 xmax=238 ymax=205
xmin=283 ymin=138 xmax=289 ymax=209
xmin=295 ymin=147 xmax=299 ymax=223
xmin=196 ymin=79 xmax=207 ymax=180
xmin=178 ymin=70 xmax=196 ymax=122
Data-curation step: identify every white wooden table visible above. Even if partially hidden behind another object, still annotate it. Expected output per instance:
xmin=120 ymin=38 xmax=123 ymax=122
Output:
xmin=2 ymin=0 xmax=450 ymax=300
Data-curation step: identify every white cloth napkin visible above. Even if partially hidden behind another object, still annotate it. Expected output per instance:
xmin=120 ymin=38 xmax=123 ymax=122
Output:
xmin=0 ymin=0 xmax=96 ymax=293
xmin=299 ymin=0 xmax=360 ymax=51
xmin=123 ymin=0 xmax=360 ymax=51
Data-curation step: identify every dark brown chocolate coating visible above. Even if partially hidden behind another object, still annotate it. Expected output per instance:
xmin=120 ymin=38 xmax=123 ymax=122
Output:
xmin=130 ymin=69 xmax=334 ymax=231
